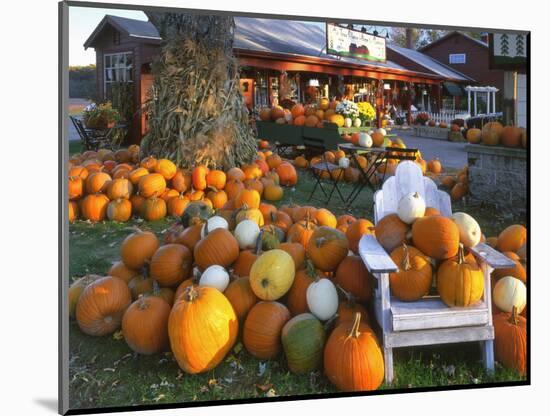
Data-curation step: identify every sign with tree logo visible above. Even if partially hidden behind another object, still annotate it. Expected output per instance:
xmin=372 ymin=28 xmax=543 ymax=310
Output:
xmin=326 ymin=23 xmax=386 ymax=62
xmin=489 ymin=32 xmax=528 ymax=70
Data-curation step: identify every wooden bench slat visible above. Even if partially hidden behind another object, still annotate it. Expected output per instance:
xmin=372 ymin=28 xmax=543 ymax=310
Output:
xmin=384 ymin=325 xmax=494 ymax=348
xmin=470 ymin=242 xmax=516 ymax=269
xmin=358 ymin=235 xmax=398 ymax=273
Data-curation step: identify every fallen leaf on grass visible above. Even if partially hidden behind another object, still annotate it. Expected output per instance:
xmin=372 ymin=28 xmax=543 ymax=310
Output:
xmin=103 ymin=368 xmax=115 ymax=372
xmin=255 ymin=383 xmax=273 ymax=392
xmin=112 ymin=330 xmax=124 ymax=340
xmin=199 ymin=386 xmax=209 ymax=393
xmin=233 ymin=342 xmax=243 ymax=354
xmin=176 ymin=370 xmax=184 ymax=380
xmin=153 ymin=394 xmax=165 ymax=402
xmin=208 ymin=378 xmax=218 ymax=388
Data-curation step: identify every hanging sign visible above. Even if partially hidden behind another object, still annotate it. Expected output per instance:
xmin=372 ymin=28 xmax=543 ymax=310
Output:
xmin=489 ymin=33 xmax=528 ymax=70
xmin=326 ymin=23 xmax=386 ymax=62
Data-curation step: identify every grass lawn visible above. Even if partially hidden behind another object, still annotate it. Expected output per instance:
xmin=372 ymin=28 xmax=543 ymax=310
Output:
xmin=68 ymin=149 xmax=526 ymax=410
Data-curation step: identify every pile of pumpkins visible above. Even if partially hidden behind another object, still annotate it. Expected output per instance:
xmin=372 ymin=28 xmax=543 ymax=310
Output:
xmin=466 ymin=122 xmax=527 ymax=148
xmin=258 ymin=98 xmax=350 ymax=128
xmin=70 ymin=200 xmax=390 ymax=392
xmin=68 ymin=145 xmax=298 ymax=223
xmin=439 ymin=165 xmax=470 ymax=202
xmin=374 ymin=192 xmax=527 ymax=375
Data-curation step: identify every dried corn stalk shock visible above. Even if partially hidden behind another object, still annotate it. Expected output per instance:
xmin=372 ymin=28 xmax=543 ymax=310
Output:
xmin=140 ymin=13 xmax=258 ymax=169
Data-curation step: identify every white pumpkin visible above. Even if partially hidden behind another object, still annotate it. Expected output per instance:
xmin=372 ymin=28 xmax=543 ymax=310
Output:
xmin=306 ymin=278 xmax=338 ymax=321
xmin=353 ymin=118 xmax=362 ymax=127
xmin=234 ymin=219 xmax=261 ymax=250
xmin=284 ymin=112 xmax=293 ymax=123
xmin=358 ymin=132 xmax=373 ymax=148
xmin=338 ymin=157 xmax=350 ymax=169
xmin=344 ymin=117 xmax=352 ymax=128
xmin=376 ymin=128 xmax=387 ymax=136
xmin=451 ymin=212 xmax=481 ymax=248
xmin=199 ymin=265 xmax=229 ymax=292
xmin=493 ymin=276 xmax=526 ymax=313
xmin=397 ymin=192 xmax=426 ymax=224
xmin=201 ymin=215 xmax=229 ymax=238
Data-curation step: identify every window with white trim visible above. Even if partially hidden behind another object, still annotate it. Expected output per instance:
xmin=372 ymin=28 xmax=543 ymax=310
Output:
xmin=449 ymin=53 xmax=466 ymax=64
xmin=104 ymin=52 xmax=133 ymax=97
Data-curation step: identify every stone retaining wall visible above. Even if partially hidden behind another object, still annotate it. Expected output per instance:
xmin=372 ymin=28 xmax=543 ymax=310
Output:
xmin=466 ymin=144 xmax=527 ymax=215
xmin=413 ymin=126 xmax=449 ymax=140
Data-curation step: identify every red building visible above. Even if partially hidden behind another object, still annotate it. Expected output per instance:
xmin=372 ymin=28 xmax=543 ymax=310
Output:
xmin=418 ymin=31 xmax=505 ymax=110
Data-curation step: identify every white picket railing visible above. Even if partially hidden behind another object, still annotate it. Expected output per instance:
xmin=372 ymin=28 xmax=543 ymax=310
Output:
xmin=411 ymin=110 xmax=470 ymax=125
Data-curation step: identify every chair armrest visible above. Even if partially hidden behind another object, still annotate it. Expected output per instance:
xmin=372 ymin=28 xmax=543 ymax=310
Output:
xmin=358 ymin=234 xmax=398 ymax=274
xmin=470 ymin=243 xmax=516 ymax=269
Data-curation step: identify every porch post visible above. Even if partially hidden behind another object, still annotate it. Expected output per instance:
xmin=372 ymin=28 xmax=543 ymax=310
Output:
xmin=493 ymin=90 xmax=497 ymax=113
xmin=473 ymin=91 xmax=477 ymax=115
xmin=487 ymin=90 xmax=491 ymax=114
xmin=467 ymin=89 xmax=471 ymax=115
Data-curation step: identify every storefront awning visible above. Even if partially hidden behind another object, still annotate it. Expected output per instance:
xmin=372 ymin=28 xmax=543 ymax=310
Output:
xmin=443 ymin=82 xmax=464 ymax=96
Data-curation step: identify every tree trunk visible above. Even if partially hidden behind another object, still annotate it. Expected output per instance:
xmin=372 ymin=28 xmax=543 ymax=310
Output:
xmin=405 ymin=28 xmax=415 ymax=49
xmin=140 ymin=13 xmax=257 ymax=169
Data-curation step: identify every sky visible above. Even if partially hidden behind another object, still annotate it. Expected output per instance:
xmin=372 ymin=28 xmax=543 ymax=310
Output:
xmin=68 ymin=5 xmax=391 ymax=67
xmin=69 ymin=6 xmax=147 ymax=66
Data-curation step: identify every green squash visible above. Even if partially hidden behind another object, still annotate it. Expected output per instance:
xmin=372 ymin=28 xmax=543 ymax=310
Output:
xmin=281 ymin=313 xmax=325 ymax=374
xmin=261 ymin=225 xmax=284 ymax=251
xmin=181 ymin=201 xmax=213 ymax=227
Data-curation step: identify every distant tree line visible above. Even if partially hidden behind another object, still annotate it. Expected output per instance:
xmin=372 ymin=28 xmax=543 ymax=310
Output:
xmin=69 ymin=65 xmax=97 ymax=100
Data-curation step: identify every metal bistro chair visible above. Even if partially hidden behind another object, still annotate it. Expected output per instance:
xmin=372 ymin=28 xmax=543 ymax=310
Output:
xmin=358 ymin=161 xmax=515 ymax=384
xmin=70 ymin=116 xmax=105 ymax=151
xmin=305 ymin=136 xmax=346 ymax=205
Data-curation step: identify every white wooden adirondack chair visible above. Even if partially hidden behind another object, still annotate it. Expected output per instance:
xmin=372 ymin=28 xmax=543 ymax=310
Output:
xmin=359 ymin=161 xmax=515 ymax=384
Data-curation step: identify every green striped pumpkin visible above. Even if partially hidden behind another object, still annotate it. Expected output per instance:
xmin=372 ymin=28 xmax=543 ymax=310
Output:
xmin=281 ymin=313 xmax=325 ymax=374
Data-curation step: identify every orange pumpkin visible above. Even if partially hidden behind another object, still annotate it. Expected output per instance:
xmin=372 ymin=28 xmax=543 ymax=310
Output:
xmin=314 ymin=208 xmax=337 ymax=228
xmin=85 ymin=172 xmax=111 ymax=194
xmin=306 ymin=227 xmax=349 ymax=272
xmin=497 ymin=224 xmax=527 ymax=253
xmin=412 ymin=216 xmax=460 ymax=260
xmin=493 ymin=307 xmax=526 ymax=375
xmin=286 ymin=265 xmax=318 ymax=315
xmin=235 ymin=189 xmax=261 ymax=210
xmin=68 ymin=200 xmax=79 ymax=223
xmin=141 ymin=197 xmax=167 ymax=221
xmin=264 ymin=184 xmax=284 ymax=201
xmin=206 ymin=169 xmax=227 ymax=190
xmin=128 ymin=167 xmax=150 ymax=186
xmin=334 ymin=255 xmax=372 ymax=302
xmin=175 ymin=224 xmax=203 ymax=252
xmin=108 ymin=261 xmax=138 ymax=284
xmin=193 ymin=228 xmax=239 ymax=271
xmin=106 ymin=198 xmax=132 ymax=222
xmin=346 ymin=219 xmax=375 ymax=254
xmin=121 ymin=229 xmax=159 ymax=270
xmin=389 ymin=244 xmax=433 ymax=301
xmin=243 ymin=301 xmax=290 ymax=359
xmin=76 ymin=276 xmax=132 ymax=336
xmin=81 ymin=193 xmax=110 ymax=222
xmin=279 ymin=242 xmax=305 ymax=270
xmin=427 ymin=159 xmax=442 ymax=174
xmin=375 ymin=214 xmax=410 ymax=253
xmin=122 ymin=295 xmax=171 ymax=355
xmin=191 ymin=165 xmax=209 ymax=190
xmin=154 ymin=159 xmax=177 ymax=180
xmin=336 ymin=214 xmax=356 ymax=233
xmin=207 ymin=190 xmax=228 ymax=209
xmin=335 ymin=289 xmax=369 ymax=327
xmin=324 ymin=313 xmax=384 ymax=391
xmin=138 ymin=173 xmax=167 ymax=198
xmin=170 ymin=169 xmax=191 ymax=193
xmin=224 ymin=277 xmax=259 ymax=321
xmin=169 ymin=286 xmax=238 ymax=374
xmin=265 ymin=211 xmax=293 ymax=235
xmin=287 ymin=216 xmax=317 ymax=248
xmin=225 ymin=179 xmax=245 ymax=200
xmin=276 ymin=162 xmax=298 ymax=186
xmin=150 ymin=244 xmax=192 ymax=287
xmin=167 ymin=194 xmax=190 ymax=217
xmin=233 ymin=249 xmax=260 ymax=278
xmin=68 ymin=176 xmax=84 ymax=200
xmin=242 ymin=164 xmax=263 ymax=180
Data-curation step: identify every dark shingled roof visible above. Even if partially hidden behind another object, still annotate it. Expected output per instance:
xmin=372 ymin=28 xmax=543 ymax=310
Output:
xmin=84 ymin=15 xmax=161 ymax=49
xmin=387 ymin=43 xmax=474 ymax=82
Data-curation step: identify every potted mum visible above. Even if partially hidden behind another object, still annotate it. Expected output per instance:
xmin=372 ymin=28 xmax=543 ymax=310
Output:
xmin=357 ymin=101 xmax=376 ymax=127
xmin=335 ymin=100 xmax=359 ymax=127
xmin=83 ymin=102 xmax=121 ymax=129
